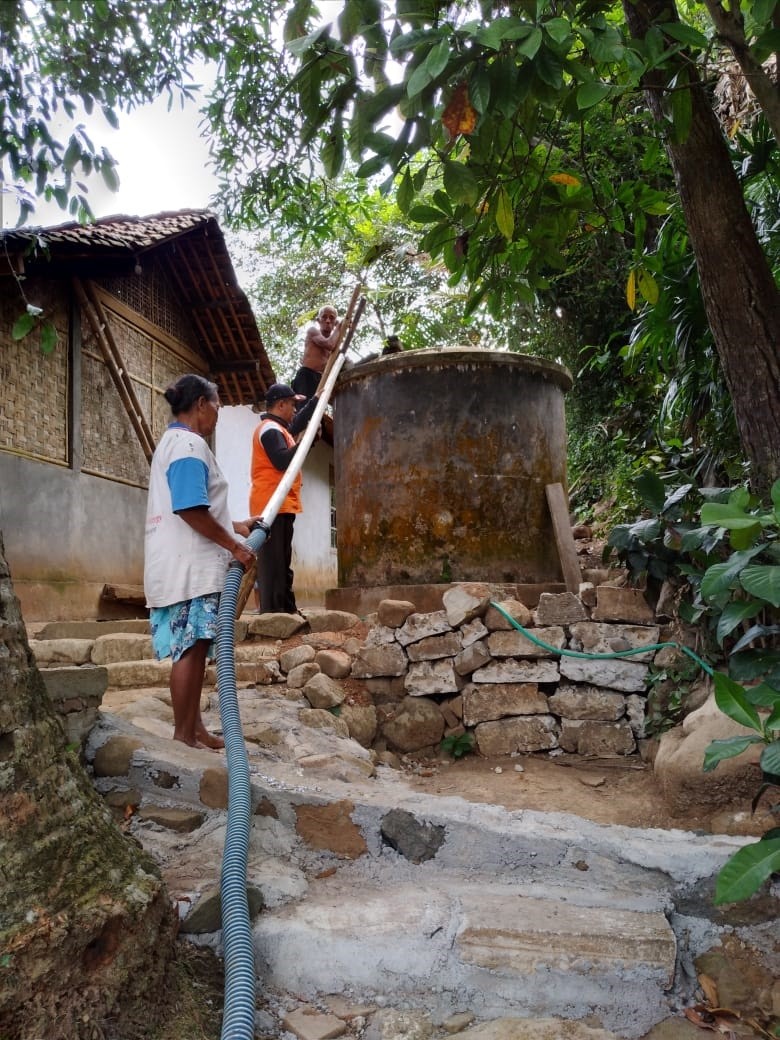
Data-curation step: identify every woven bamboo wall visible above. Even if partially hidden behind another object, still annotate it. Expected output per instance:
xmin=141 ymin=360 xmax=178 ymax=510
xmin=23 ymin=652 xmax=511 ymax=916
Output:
xmin=82 ymin=264 xmax=205 ymax=486
xmin=0 ymin=278 xmax=69 ymax=464
xmin=101 ymin=264 xmax=197 ymax=347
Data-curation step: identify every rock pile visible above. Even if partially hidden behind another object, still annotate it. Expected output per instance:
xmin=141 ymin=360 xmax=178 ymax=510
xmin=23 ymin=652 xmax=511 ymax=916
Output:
xmin=253 ymin=582 xmax=668 ymax=761
xmin=29 ymin=583 xmax=691 ymax=764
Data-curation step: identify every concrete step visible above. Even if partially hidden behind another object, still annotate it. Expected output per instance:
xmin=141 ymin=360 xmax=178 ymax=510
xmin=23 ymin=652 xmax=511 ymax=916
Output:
xmin=85 ymin=700 xmax=758 ymax=1040
xmin=253 ymin=875 xmax=676 ymax=1038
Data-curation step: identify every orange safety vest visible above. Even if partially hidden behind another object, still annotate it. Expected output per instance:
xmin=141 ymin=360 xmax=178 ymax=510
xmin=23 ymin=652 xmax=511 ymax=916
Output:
xmin=249 ymin=417 xmax=303 ymax=516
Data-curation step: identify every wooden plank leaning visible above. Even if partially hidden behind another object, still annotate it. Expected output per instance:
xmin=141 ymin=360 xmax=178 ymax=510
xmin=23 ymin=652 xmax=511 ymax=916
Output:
xmin=545 ymin=482 xmax=583 ymax=594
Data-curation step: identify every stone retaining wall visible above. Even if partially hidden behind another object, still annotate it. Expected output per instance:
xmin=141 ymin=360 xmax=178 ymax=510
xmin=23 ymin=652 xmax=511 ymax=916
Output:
xmin=321 ymin=584 xmax=661 ymax=759
xmin=31 ymin=582 xmax=673 ymax=761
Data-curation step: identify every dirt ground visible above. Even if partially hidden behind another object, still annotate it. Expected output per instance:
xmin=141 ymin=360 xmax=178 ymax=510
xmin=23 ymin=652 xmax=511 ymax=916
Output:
xmin=403 ymin=750 xmax=709 ymax=830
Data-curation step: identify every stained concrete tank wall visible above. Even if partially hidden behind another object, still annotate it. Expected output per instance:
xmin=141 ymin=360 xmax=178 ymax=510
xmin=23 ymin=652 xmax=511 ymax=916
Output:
xmin=332 ymin=348 xmax=572 ymax=590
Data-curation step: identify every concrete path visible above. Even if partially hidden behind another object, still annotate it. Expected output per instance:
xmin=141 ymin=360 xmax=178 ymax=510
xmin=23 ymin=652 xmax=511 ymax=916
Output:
xmin=81 ymin=684 xmax=772 ymax=1040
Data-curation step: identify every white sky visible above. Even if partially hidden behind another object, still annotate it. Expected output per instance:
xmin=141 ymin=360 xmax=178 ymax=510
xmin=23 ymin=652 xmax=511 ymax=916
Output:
xmin=2 ymin=92 xmax=218 ymax=228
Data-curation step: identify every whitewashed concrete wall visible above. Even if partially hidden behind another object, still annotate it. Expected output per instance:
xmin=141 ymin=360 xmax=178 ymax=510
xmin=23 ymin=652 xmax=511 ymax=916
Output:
xmin=216 ymin=405 xmax=336 ymax=607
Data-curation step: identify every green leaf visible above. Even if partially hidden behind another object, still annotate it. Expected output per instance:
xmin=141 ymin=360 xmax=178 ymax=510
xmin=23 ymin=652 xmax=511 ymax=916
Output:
xmin=443 ymin=161 xmax=480 ymax=206
xmin=582 ymin=26 xmax=626 ymax=63
xmin=761 ymin=740 xmax=780 ymax=773
xmin=703 ymin=735 xmax=763 ymax=772
xmin=545 ymin=17 xmax=571 ymax=44
xmin=12 ymin=312 xmax=36 ymax=340
xmin=669 ymin=68 xmax=692 ymax=144
xmin=576 ymin=81 xmax=612 ymax=110
xmin=39 ymin=322 xmax=58 ymax=354
xmin=397 ymin=167 xmax=414 ymax=214
xmin=700 ymin=502 xmax=761 ymax=531
xmin=745 ymin=682 xmax=780 ymax=708
xmin=534 ymin=45 xmax=563 ymax=88
xmin=476 ymin=17 xmax=536 ymax=50
xmin=495 ymin=186 xmax=514 ymax=239
xmin=700 ymin=547 xmax=764 ymax=601
xmin=470 ymin=68 xmax=491 ymax=114
xmin=408 ymin=203 xmax=447 ymax=223
xmin=714 ymin=837 xmax=780 ymax=904
xmin=753 ymin=0 xmax=779 ymax=27
xmin=716 ymin=599 xmax=762 ymax=646
xmin=338 ymin=1 xmax=362 ymax=43
xmin=425 ymin=37 xmax=451 ymax=79
xmin=732 ymin=623 xmax=780 ymax=655
xmin=516 ymin=26 xmax=543 ymax=60
xmin=356 ymin=154 xmax=387 ymax=178
xmin=63 ymin=137 xmax=81 ymax=172
xmin=740 ymin=564 xmax=780 ymax=608
xmin=321 ymin=130 xmax=344 ymax=178
xmin=730 ymin=649 xmax=780 ymax=683
xmin=630 ymin=517 xmax=661 ymax=543
xmin=662 ymin=22 xmax=708 ymax=49
xmin=754 ymin=25 xmax=780 ymax=62
xmin=286 ymin=24 xmax=330 ymax=56
xmin=714 ymin=671 xmax=763 ymax=732
xmin=100 ymin=161 xmax=120 ymax=193
xmin=662 ymin=483 xmax=694 ymax=512
xmin=407 ymin=40 xmax=450 ymax=98
xmin=634 ymin=470 xmax=665 ymax=512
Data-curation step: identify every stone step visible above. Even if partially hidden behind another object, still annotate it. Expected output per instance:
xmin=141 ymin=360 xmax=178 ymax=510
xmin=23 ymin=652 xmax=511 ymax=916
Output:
xmin=253 ymin=876 xmax=676 ymax=1039
xmin=34 ymin=619 xmax=151 ymax=639
xmin=85 ymin=707 xmax=755 ymax=1040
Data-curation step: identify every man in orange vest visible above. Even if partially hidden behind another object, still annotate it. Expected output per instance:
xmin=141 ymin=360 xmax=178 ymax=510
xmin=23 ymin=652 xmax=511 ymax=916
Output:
xmin=250 ymin=383 xmax=320 ymax=614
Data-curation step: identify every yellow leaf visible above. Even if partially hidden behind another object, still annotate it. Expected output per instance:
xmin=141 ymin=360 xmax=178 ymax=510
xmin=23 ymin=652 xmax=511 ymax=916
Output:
xmin=638 ymin=268 xmax=659 ymax=305
xmin=442 ymin=82 xmax=477 ymax=137
xmin=626 ymin=269 xmax=637 ymax=311
xmin=495 ymin=186 xmax=514 ymax=240
xmin=549 ymin=172 xmax=581 ymax=187
xmin=698 ymin=973 xmax=719 ymax=1008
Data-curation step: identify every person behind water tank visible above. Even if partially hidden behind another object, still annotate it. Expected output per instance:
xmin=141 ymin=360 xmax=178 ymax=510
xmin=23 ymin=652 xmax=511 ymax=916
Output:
xmin=144 ymin=373 xmax=258 ymax=749
xmin=250 ymin=382 xmax=320 ymax=614
xmin=292 ymin=304 xmax=341 ymax=400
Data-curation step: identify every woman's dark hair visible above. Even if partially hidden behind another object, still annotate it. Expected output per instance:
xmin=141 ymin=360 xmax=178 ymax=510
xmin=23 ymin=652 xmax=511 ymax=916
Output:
xmin=164 ymin=374 xmax=218 ymax=415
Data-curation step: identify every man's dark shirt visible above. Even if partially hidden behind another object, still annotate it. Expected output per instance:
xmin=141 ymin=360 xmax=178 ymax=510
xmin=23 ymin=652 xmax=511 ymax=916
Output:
xmin=259 ymin=395 xmax=319 ymax=470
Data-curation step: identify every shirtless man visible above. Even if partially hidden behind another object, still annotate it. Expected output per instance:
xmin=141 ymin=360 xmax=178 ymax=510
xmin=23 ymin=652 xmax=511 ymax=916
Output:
xmin=292 ymin=305 xmax=341 ymax=400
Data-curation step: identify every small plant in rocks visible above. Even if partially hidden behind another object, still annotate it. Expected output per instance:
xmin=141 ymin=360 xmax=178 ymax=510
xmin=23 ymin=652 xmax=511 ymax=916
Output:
xmin=704 ymin=672 xmax=780 ymax=904
xmin=440 ymin=732 xmax=475 ymax=759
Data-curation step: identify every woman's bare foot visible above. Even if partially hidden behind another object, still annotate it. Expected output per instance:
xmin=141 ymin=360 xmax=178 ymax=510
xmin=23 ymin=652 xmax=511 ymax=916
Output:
xmin=196 ymin=728 xmax=225 ymax=750
xmin=173 ymin=729 xmax=225 ymax=750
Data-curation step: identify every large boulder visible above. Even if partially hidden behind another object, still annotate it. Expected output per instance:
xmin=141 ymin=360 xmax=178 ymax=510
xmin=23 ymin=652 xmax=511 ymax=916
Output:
xmin=654 ymin=692 xmax=764 ymax=817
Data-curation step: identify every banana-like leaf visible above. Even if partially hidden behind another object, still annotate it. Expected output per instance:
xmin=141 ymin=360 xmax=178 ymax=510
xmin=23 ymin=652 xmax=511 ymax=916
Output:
xmin=700 ymin=546 xmax=764 ymax=600
xmin=703 ymin=735 xmax=762 ymax=772
xmin=714 ymin=837 xmax=780 ymax=904
xmin=714 ymin=671 xmax=763 ymax=731
xmin=716 ymin=601 xmax=763 ymax=646
xmin=731 ymin=622 xmax=780 ymax=655
xmin=700 ymin=502 xmax=761 ymax=530
xmin=740 ymin=564 xmax=780 ymax=607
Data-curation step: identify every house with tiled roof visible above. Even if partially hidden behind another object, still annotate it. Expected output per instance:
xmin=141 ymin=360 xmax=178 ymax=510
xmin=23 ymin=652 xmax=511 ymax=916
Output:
xmin=0 ymin=210 xmax=336 ymax=620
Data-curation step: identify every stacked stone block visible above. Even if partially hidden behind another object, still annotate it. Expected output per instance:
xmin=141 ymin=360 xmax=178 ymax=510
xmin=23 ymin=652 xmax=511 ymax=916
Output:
xmin=345 ymin=585 xmax=659 ymax=759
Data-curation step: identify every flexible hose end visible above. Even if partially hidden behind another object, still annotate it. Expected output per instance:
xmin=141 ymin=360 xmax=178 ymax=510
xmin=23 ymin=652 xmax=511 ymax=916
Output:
xmin=251 ymin=519 xmax=271 ymax=536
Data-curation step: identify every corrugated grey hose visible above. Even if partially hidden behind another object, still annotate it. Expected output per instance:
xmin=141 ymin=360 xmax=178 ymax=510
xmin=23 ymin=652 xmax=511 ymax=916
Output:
xmin=216 ymin=528 xmax=268 ymax=1040
xmin=215 ymin=292 xmax=366 ymax=1039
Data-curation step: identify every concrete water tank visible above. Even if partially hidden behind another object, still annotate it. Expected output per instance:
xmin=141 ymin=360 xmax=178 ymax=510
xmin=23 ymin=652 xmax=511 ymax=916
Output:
xmin=330 ymin=348 xmax=572 ymax=606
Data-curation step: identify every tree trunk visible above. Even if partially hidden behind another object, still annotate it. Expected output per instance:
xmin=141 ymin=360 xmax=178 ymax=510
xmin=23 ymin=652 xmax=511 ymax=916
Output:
xmin=0 ymin=532 xmax=178 ymax=1039
xmin=623 ymin=0 xmax=780 ymax=497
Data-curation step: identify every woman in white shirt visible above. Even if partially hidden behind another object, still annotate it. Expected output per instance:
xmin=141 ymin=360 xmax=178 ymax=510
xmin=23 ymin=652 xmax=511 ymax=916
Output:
xmin=144 ymin=374 xmax=257 ymax=748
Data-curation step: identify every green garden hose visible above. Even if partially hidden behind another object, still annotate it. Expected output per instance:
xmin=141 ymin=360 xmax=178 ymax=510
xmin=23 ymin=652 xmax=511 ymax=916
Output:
xmin=488 ymin=601 xmax=714 ymax=677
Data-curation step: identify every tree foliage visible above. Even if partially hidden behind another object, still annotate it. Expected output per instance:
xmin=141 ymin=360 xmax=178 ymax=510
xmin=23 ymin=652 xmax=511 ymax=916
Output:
xmin=0 ymin=0 xmax=230 ymax=222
